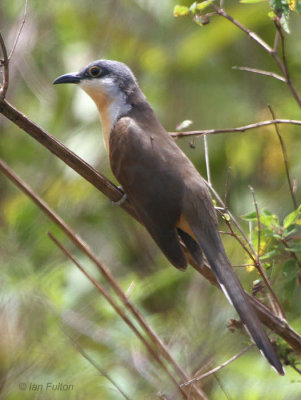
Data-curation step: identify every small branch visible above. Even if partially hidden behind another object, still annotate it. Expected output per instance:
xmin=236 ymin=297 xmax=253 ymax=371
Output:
xmin=273 ymin=30 xmax=280 ymax=53
xmin=248 ymin=185 xmax=285 ymax=319
xmin=248 ymin=186 xmax=261 ymax=261
xmin=0 ymin=34 xmax=9 ymax=98
xmin=211 ymin=4 xmax=272 ymax=53
xmin=181 ymin=344 xmax=254 ymax=387
xmin=273 ymin=20 xmax=301 ymax=108
xmin=49 ymin=233 xmax=186 ymax=398
xmin=210 ymin=3 xmax=301 ymax=108
xmin=205 ymin=182 xmax=256 ymax=258
xmin=171 ymin=119 xmax=301 ymax=138
xmin=8 ymin=0 xmax=28 ymax=60
xmin=203 ymin=135 xmax=211 ymax=185
xmin=267 ymin=105 xmax=297 ymax=210
xmin=232 ymin=66 xmax=286 ymax=82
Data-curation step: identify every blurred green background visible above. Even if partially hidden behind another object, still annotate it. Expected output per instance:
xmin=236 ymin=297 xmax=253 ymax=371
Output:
xmin=0 ymin=0 xmax=301 ymax=399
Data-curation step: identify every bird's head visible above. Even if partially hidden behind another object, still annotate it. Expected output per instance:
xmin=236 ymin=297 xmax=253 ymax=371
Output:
xmin=53 ymin=59 xmax=141 ymax=107
xmin=54 ymin=60 xmax=143 ymax=150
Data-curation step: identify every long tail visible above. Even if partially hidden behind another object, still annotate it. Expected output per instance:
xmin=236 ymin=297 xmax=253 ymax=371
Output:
xmin=191 ymin=221 xmax=284 ymax=375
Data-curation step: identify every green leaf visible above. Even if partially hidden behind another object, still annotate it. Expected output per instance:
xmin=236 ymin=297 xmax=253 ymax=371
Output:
xmin=222 ymin=213 xmax=231 ymax=221
xmin=260 ymin=249 xmax=279 ymax=260
xmin=174 ymin=5 xmax=190 ymax=17
xmin=195 ymin=0 xmax=215 ymax=10
xmin=260 ymin=209 xmax=280 ymax=228
xmin=282 ymin=259 xmax=298 ymax=278
xmin=283 ymin=205 xmax=301 ymax=228
xmin=284 ymin=243 xmax=301 ymax=252
xmin=241 ymin=211 xmax=257 ymax=221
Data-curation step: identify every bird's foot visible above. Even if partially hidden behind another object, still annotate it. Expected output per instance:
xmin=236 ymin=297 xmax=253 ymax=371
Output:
xmin=111 ymin=187 xmax=127 ymax=206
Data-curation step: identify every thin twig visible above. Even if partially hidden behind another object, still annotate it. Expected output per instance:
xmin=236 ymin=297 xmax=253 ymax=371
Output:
xmin=273 ymin=29 xmax=280 ymax=53
xmin=8 ymin=0 xmax=28 ymax=60
xmin=211 ymin=3 xmax=301 ymax=108
xmin=248 ymin=186 xmax=261 ymax=262
xmin=170 ymin=119 xmax=301 ymax=138
xmin=203 ymin=135 xmax=211 ymax=185
xmin=48 ymin=232 xmax=187 ymax=398
xmin=205 ymin=182 xmax=256 ymax=258
xmin=0 ymin=34 xmax=9 ymax=98
xmin=67 ymin=335 xmax=132 ymax=400
xmin=211 ymin=4 xmax=272 ymax=53
xmin=181 ymin=343 xmax=254 ymax=387
xmin=273 ymin=20 xmax=301 ymax=108
xmin=267 ymin=105 xmax=297 ymax=210
xmin=248 ymin=186 xmax=285 ymax=319
xmin=232 ymin=66 xmax=285 ymax=82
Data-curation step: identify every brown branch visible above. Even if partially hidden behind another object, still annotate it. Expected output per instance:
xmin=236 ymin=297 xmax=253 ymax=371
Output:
xmin=232 ymin=66 xmax=286 ymax=82
xmin=212 ymin=4 xmax=272 ymax=53
xmin=211 ymin=3 xmax=301 ymax=108
xmin=0 ymin=99 xmax=137 ymax=218
xmin=181 ymin=343 xmax=254 ymax=387
xmin=171 ymin=119 xmax=301 ymax=138
xmin=49 ymin=232 xmax=183 ymax=398
xmin=0 ymin=34 xmax=9 ymax=98
xmin=248 ymin=185 xmax=286 ymax=320
xmin=273 ymin=20 xmax=301 ymax=108
xmin=267 ymin=105 xmax=297 ymax=210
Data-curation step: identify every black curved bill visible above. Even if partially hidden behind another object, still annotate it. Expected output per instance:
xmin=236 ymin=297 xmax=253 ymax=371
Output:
xmin=53 ymin=72 xmax=81 ymax=85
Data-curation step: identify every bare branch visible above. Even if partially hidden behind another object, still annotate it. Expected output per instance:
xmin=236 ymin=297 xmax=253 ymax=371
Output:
xmin=8 ymin=0 xmax=28 ymax=60
xmin=267 ymin=105 xmax=297 ymax=210
xmin=211 ymin=4 xmax=272 ymax=53
xmin=273 ymin=20 xmax=301 ymax=108
xmin=248 ymin=185 xmax=286 ymax=320
xmin=49 ymin=232 xmax=185 ymax=398
xmin=232 ymin=66 xmax=286 ymax=82
xmin=203 ymin=135 xmax=211 ymax=185
xmin=0 ymin=34 xmax=9 ymax=98
xmin=181 ymin=344 xmax=254 ymax=387
xmin=211 ymin=3 xmax=301 ymax=108
xmin=171 ymin=119 xmax=301 ymax=138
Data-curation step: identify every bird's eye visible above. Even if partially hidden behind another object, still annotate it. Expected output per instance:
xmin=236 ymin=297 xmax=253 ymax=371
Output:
xmin=89 ymin=66 xmax=102 ymax=78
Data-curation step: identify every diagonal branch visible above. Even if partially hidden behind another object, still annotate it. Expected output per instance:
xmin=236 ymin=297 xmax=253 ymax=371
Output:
xmin=49 ymin=232 xmax=185 ymax=399
xmin=171 ymin=119 xmax=301 ymax=138
xmin=232 ymin=66 xmax=286 ymax=82
xmin=0 ymin=34 xmax=9 ymax=98
xmin=267 ymin=105 xmax=297 ymax=210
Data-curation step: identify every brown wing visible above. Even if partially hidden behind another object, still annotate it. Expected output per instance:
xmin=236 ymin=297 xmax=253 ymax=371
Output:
xmin=109 ymin=116 xmax=191 ymax=269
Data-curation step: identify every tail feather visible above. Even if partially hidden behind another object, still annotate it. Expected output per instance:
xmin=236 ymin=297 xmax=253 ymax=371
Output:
xmin=192 ymin=224 xmax=284 ymax=375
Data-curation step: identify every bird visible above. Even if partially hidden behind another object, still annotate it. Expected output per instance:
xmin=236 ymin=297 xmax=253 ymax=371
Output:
xmin=53 ymin=59 xmax=284 ymax=375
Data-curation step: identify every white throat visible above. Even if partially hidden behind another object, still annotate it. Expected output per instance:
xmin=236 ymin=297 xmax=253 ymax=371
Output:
xmin=80 ymin=76 xmax=132 ymax=152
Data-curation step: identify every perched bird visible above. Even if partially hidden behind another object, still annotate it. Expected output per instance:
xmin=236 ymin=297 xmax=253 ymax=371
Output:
xmin=54 ymin=60 xmax=284 ymax=375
